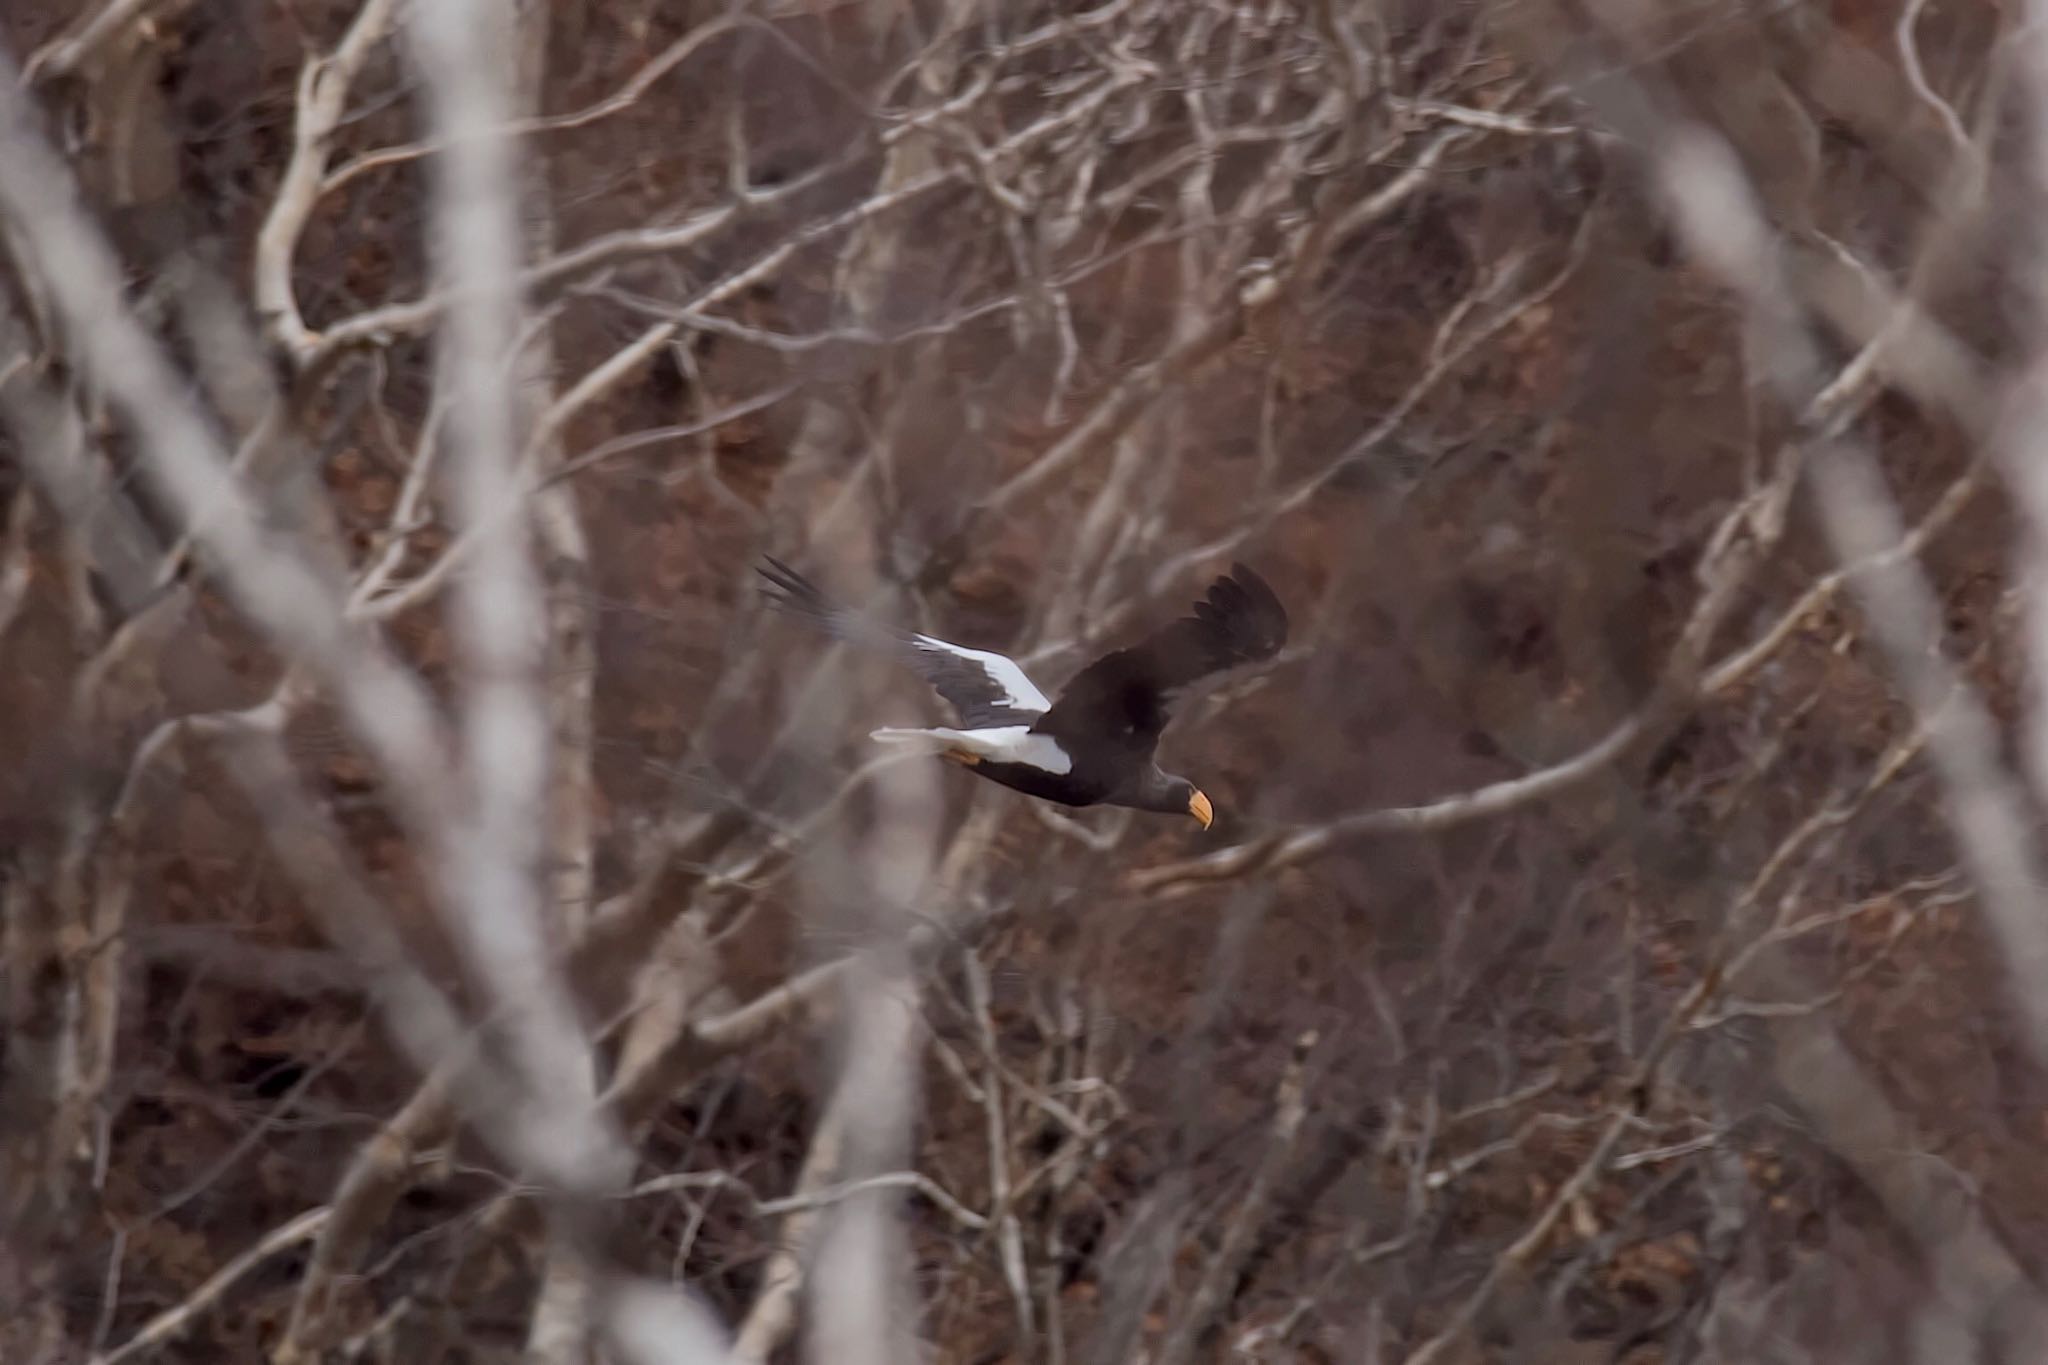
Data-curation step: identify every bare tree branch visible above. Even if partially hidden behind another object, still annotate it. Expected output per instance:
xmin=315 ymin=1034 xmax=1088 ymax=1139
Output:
xmin=93 ymin=1206 xmax=332 ymax=1365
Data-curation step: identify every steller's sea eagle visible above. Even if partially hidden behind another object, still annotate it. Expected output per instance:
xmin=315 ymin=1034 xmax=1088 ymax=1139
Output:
xmin=756 ymin=557 xmax=1288 ymax=828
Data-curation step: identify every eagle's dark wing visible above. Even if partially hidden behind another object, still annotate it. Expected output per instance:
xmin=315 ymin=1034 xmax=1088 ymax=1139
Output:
xmin=1032 ymin=563 xmax=1288 ymax=760
xmin=756 ymin=556 xmax=1051 ymax=727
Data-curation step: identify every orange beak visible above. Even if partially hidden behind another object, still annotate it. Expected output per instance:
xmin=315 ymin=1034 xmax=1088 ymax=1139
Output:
xmin=1188 ymin=789 xmax=1214 ymax=830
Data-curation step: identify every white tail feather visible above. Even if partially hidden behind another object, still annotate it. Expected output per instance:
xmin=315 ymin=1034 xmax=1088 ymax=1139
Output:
xmin=868 ymin=725 xmax=1072 ymax=774
xmin=869 ymin=726 xmax=950 ymax=748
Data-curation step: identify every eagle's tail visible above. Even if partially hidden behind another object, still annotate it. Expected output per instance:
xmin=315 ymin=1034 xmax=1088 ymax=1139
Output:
xmin=870 ymin=726 xmax=987 ymax=768
xmin=868 ymin=726 xmax=956 ymax=750
xmin=870 ymin=724 xmax=1072 ymax=775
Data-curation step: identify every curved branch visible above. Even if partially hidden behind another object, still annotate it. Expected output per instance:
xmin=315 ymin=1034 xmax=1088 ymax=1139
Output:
xmin=1129 ymin=438 xmax=1800 ymax=896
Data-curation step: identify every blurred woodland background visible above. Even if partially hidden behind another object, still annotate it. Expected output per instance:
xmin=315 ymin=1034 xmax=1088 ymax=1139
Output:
xmin=1 ymin=0 xmax=2043 ymax=1360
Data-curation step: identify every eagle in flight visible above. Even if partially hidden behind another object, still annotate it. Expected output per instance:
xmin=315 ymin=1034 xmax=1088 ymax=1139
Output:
xmin=757 ymin=557 xmax=1289 ymax=828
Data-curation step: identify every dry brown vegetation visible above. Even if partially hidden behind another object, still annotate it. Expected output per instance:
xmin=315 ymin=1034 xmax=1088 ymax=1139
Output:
xmin=0 ymin=0 xmax=2043 ymax=1361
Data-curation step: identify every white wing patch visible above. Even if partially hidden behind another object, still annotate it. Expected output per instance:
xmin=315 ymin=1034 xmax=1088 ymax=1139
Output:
xmin=870 ymin=725 xmax=1073 ymax=775
xmin=909 ymin=635 xmax=1052 ymax=714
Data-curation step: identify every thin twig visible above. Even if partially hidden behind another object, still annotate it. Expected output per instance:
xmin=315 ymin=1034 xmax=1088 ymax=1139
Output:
xmin=94 ymin=1207 xmax=332 ymax=1365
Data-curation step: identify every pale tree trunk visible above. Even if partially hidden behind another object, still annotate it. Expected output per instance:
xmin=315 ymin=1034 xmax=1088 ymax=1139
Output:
xmin=510 ymin=3 xmax=603 ymax=1361
xmin=512 ymin=0 xmax=598 ymax=936
xmin=739 ymin=23 xmax=987 ymax=1346
xmin=0 ymin=7 xmax=189 ymax=1307
xmin=771 ymin=2 xmax=977 ymax=577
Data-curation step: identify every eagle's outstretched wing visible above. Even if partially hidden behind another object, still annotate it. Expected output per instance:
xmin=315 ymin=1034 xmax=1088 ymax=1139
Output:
xmin=1033 ymin=563 xmax=1288 ymax=760
xmin=756 ymin=556 xmax=1051 ymax=728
